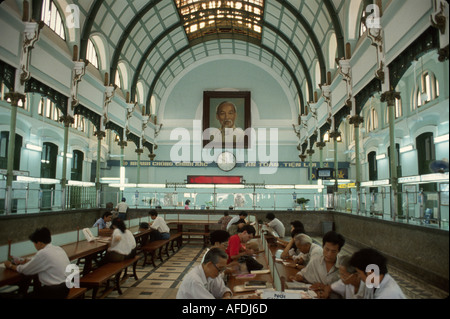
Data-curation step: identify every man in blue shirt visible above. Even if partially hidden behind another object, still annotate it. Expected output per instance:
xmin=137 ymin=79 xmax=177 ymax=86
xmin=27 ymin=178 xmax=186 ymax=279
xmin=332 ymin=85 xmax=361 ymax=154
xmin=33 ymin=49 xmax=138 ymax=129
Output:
xmin=93 ymin=212 xmax=113 ymax=229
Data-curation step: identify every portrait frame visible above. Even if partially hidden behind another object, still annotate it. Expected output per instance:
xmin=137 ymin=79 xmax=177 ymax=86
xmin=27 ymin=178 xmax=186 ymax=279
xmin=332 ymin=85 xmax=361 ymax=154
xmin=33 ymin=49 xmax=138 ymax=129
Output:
xmin=203 ymin=91 xmax=251 ymax=149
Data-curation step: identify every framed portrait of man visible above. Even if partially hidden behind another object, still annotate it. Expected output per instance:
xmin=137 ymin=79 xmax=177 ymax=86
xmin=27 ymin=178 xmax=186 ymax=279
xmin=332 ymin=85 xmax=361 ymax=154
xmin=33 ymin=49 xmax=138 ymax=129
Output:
xmin=202 ymin=91 xmax=251 ymax=149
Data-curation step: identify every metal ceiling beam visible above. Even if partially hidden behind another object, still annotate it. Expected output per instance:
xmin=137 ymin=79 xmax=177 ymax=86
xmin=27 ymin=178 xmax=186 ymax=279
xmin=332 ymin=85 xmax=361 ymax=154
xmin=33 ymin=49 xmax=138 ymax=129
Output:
xmin=130 ymin=23 xmax=181 ymax=102
xmin=79 ymin=0 xmax=104 ymax=61
xmin=274 ymin=0 xmax=327 ymax=85
xmin=262 ymin=21 xmax=313 ymax=101
xmin=323 ymin=0 xmax=345 ymax=59
xmin=110 ymin=0 xmax=163 ymax=87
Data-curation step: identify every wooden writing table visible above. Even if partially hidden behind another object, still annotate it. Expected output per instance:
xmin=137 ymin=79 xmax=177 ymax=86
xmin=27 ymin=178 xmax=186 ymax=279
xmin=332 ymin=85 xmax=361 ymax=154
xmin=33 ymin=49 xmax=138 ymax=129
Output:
xmin=0 ymin=228 xmax=151 ymax=289
xmin=226 ymin=239 xmax=274 ymax=298
xmin=166 ymin=219 xmax=217 ymax=233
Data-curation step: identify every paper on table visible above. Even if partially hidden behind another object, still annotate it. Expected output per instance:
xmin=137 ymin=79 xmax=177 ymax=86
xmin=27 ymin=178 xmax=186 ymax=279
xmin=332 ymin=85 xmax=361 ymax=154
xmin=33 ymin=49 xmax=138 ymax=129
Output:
xmin=250 ymin=269 xmax=270 ymax=274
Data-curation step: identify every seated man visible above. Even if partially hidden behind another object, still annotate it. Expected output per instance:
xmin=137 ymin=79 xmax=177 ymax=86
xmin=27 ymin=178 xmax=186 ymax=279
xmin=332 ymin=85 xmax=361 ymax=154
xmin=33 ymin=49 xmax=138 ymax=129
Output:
xmin=289 ymin=231 xmax=345 ymax=296
xmin=226 ymin=211 xmax=248 ymax=231
xmin=225 ymin=224 xmax=256 ymax=263
xmin=4 ymin=227 xmax=71 ymax=299
xmin=93 ymin=211 xmax=113 ymax=230
xmin=148 ymin=210 xmax=170 ymax=240
xmin=288 ymin=234 xmax=323 ymax=270
xmin=177 ymin=248 xmax=232 ymax=299
xmin=265 ymin=212 xmax=285 ymax=238
xmin=319 ymin=255 xmax=365 ymax=299
xmin=349 ymin=248 xmax=406 ymax=299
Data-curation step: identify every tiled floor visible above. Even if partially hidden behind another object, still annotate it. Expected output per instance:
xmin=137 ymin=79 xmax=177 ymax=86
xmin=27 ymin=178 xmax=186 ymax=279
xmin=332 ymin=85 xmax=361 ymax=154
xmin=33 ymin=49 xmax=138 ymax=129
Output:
xmin=97 ymin=245 xmax=206 ymax=300
xmin=2 ymin=240 xmax=446 ymax=299
xmin=90 ymin=240 xmax=448 ymax=300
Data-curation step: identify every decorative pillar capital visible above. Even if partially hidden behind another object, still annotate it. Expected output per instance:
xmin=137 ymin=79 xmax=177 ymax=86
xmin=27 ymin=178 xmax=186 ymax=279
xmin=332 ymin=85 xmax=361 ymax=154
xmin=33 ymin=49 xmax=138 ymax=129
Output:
xmin=94 ymin=130 xmax=106 ymax=140
xmin=329 ymin=131 xmax=341 ymax=140
xmin=316 ymin=141 xmax=326 ymax=149
xmin=299 ymin=154 xmax=307 ymax=162
xmin=4 ymin=92 xmax=26 ymax=107
xmin=135 ymin=148 xmax=144 ymax=154
xmin=118 ymin=140 xmax=128 ymax=148
xmin=380 ymin=90 xmax=401 ymax=106
xmin=59 ymin=114 xmax=74 ymax=127
xmin=149 ymin=153 xmax=156 ymax=161
xmin=349 ymin=115 xmax=364 ymax=127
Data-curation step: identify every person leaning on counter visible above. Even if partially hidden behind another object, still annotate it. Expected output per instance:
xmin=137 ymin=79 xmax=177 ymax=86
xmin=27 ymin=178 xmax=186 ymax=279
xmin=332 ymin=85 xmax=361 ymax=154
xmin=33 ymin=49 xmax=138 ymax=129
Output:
xmin=4 ymin=227 xmax=71 ymax=299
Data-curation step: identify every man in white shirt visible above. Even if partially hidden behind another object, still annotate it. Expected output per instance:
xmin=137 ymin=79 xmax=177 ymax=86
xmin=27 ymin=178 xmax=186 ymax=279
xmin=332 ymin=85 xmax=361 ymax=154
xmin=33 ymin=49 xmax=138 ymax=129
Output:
xmin=265 ymin=212 xmax=285 ymax=238
xmin=177 ymin=248 xmax=232 ymax=299
xmin=290 ymin=233 xmax=323 ymax=270
xmin=4 ymin=227 xmax=71 ymax=299
xmin=226 ymin=211 xmax=248 ymax=231
xmin=349 ymin=248 xmax=406 ymax=299
xmin=116 ymin=197 xmax=129 ymax=221
xmin=149 ymin=210 xmax=171 ymax=240
xmin=289 ymin=231 xmax=346 ymax=298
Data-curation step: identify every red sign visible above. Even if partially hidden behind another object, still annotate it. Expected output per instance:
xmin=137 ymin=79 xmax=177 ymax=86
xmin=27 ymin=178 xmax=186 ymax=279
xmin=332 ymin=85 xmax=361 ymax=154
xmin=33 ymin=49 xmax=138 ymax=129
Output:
xmin=187 ymin=176 xmax=243 ymax=184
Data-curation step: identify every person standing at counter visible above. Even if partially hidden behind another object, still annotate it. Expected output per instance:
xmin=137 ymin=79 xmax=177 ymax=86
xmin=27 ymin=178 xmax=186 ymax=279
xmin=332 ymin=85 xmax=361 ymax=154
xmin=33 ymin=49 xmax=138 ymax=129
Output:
xmin=115 ymin=197 xmax=129 ymax=221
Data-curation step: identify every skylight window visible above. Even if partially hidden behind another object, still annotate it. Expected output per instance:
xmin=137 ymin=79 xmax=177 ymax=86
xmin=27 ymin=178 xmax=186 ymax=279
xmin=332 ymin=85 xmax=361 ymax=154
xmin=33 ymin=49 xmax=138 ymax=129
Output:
xmin=175 ymin=0 xmax=264 ymax=43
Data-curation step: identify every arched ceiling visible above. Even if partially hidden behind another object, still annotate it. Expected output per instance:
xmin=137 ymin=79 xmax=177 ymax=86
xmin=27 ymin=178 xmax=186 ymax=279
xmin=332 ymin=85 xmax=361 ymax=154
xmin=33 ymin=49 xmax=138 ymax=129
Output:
xmin=75 ymin=0 xmax=346 ymax=114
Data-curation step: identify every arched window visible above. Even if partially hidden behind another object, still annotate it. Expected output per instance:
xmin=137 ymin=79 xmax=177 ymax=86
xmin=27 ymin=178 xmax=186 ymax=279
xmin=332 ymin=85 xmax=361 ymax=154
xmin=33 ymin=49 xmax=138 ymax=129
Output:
xmin=38 ymin=97 xmax=61 ymax=122
xmin=315 ymin=61 xmax=321 ymax=89
xmin=0 ymin=131 xmax=22 ymax=170
xmin=71 ymin=150 xmax=84 ymax=181
xmin=359 ymin=5 xmax=369 ymax=38
xmin=367 ymin=106 xmax=378 ymax=132
xmin=415 ymin=72 xmax=439 ymax=109
xmin=115 ymin=69 xmax=121 ymax=89
xmin=71 ymin=114 xmax=86 ymax=132
xmin=386 ymin=95 xmax=402 ymax=123
xmin=328 ymin=33 xmax=337 ymax=69
xmin=368 ymin=151 xmax=378 ymax=181
xmin=86 ymin=39 xmax=99 ymax=69
xmin=41 ymin=0 xmax=66 ymax=40
xmin=416 ymin=133 xmax=436 ymax=175
xmin=136 ymin=82 xmax=145 ymax=105
xmin=40 ymin=142 xmax=58 ymax=210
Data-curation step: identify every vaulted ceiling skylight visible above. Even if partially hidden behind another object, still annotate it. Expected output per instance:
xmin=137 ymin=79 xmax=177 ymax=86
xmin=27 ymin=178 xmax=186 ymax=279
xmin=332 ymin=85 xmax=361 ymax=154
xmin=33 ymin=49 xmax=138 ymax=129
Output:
xmin=175 ymin=0 xmax=264 ymax=43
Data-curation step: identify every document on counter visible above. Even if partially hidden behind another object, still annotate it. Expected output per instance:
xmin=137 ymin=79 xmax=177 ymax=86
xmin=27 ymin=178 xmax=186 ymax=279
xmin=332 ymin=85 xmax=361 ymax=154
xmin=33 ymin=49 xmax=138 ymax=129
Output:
xmin=250 ymin=269 xmax=270 ymax=274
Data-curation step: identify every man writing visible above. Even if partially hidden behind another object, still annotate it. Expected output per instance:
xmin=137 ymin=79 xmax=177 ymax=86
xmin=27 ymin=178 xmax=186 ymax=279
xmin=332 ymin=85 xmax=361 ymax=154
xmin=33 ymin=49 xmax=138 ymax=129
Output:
xmin=226 ymin=224 xmax=256 ymax=263
xmin=176 ymin=248 xmax=232 ymax=299
xmin=289 ymin=231 xmax=345 ymax=298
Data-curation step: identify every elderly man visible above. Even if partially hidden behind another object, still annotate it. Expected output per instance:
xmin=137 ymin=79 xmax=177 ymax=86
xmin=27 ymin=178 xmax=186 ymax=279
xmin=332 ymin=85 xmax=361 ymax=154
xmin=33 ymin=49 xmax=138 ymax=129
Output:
xmin=289 ymin=231 xmax=346 ymax=298
xmin=215 ymin=101 xmax=245 ymax=145
xmin=289 ymin=233 xmax=323 ymax=270
xmin=177 ymin=248 xmax=232 ymax=299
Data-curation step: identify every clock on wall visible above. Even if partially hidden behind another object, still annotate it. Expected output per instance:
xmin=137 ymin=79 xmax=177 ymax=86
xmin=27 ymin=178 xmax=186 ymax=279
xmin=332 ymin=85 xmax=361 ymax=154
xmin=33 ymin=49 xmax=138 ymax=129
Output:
xmin=216 ymin=151 xmax=236 ymax=172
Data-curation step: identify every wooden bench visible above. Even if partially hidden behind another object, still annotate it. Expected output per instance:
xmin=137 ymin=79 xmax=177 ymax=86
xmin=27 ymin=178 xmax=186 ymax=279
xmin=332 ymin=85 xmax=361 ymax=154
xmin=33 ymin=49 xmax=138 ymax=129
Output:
xmin=141 ymin=233 xmax=183 ymax=267
xmin=66 ymin=287 xmax=87 ymax=299
xmin=80 ymin=255 xmax=142 ymax=299
xmin=181 ymin=231 xmax=209 ymax=247
xmin=169 ymin=233 xmax=182 ymax=253
xmin=142 ymin=239 xmax=170 ymax=267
